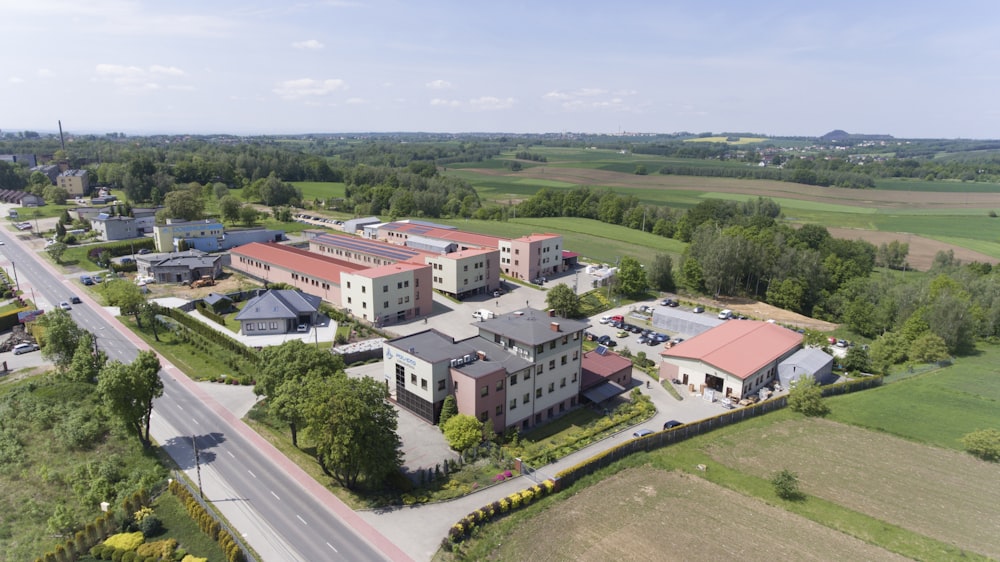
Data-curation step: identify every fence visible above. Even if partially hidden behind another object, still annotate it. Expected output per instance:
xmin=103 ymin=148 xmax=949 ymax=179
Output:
xmin=555 ymin=376 xmax=883 ymax=489
xmin=171 ymin=470 xmax=257 ymax=562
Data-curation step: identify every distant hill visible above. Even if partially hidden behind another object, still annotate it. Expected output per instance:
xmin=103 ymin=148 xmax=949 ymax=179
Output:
xmin=820 ymin=130 xmax=894 ymax=142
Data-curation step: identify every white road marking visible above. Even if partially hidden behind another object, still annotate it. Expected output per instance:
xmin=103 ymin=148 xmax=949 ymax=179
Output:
xmin=270 ymin=490 xmax=280 ymax=500
xmin=296 ymin=514 xmax=307 ymax=525
xmin=247 ymin=470 xmax=256 ymax=478
xmin=326 ymin=542 xmax=338 ymax=553
xmin=227 ymin=451 xmax=236 ymax=458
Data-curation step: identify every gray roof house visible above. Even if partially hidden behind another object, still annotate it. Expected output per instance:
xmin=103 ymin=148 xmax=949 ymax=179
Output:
xmin=136 ymin=249 xmax=228 ymax=284
xmin=235 ymin=290 xmax=322 ymax=336
xmin=777 ymin=347 xmax=836 ymax=388
xmin=202 ymin=292 xmax=233 ymax=313
xmin=90 ymin=214 xmax=137 ymax=241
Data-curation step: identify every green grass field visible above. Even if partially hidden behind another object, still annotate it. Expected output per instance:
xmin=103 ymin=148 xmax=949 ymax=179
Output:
xmin=827 ymin=345 xmax=1000 ymax=450
xmin=290 ymin=181 xmax=346 ymax=200
xmin=432 ymin=217 xmax=686 ymax=265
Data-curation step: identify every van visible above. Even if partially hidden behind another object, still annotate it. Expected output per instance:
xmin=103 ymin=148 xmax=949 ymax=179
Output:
xmin=718 ymin=309 xmax=733 ymax=320
xmin=472 ymin=309 xmax=496 ymax=321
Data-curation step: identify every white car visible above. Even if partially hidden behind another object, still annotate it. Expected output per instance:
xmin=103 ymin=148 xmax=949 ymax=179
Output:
xmin=599 ymin=315 xmax=612 ymax=324
xmin=13 ymin=343 xmax=39 ymax=355
xmin=59 ymin=301 xmax=72 ymax=311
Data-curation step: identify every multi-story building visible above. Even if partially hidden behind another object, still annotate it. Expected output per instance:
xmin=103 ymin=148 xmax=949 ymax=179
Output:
xmin=153 ymin=219 xmax=224 ymax=252
xmin=90 ymin=214 xmax=137 ymax=241
xmin=383 ymin=308 xmax=589 ymax=433
xmin=340 ymin=262 xmax=432 ymax=325
xmin=498 ymin=233 xmax=564 ymax=282
xmin=310 ymin=232 xmax=500 ymax=299
xmin=425 ymin=247 xmax=499 ymax=299
xmin=57 ymin=169 xmax=90 ymax=196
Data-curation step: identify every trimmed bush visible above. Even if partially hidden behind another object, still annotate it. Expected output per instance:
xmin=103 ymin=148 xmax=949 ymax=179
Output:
xmin=104 ymin=532 xmax=144 ymax=551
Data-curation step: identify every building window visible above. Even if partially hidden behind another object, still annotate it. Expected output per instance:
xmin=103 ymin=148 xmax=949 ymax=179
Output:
xmin=561 ymin=355 xmax=567 ymax=365
xmin=269 ymin=322 xmax=277 ymax=330
xmin=572 ymin=372 xmax=577 ymax=383
xmin=496 ymin=379 xmax=504 ymax=391
xmin=383 ymin=301 xmax=389 ymax=309
xmin=510 ymin=375 xmax=517 ymax=386
xmin=347 ymin=297 xmax=352 ymax=304
xmin=535 ymin=389 xmax=542 ymax=399
xmin=421 ymin=378 xmax=427 ymax=390
xmin=438 ymin=379 xmax=445 ymax=391
xmin=561 ymin=335 xmax=568 ymax=345
xmin=479 ymin=412 xmax=488 ymax=422
xmin=246 ymin=323 xmax=253 ymax=331
xmin=548 ymin=382 xmax=555 ymax=393
xmin=410 ymin=374 xmax=417 ymax=384
xmin=362 ymin=286 xmax=366 ymax=293
xmin=383 ymin=285 xmax=388 ymax=292
xmin=573 ymin=331 xmax=579 ymax=340
xmin=495 ymin=404 xmax=503 ymax=416
xmin=523 ymin=393 xmax=530 ymax=404
xmin=560 ymin=377 xmax=566 ymax=387
xmin=573 ymin=350 xmax=578 ymax=361
xmin=523 ymin=372 xmax=530 ymax=381
xmin=536 ymin=365 xmax=544 ymax=375
xmin=510 ymin=399 xmax=517 ymax=410
xmin=481 ymin=385 xmax=489 ymax=397
xmin=549 ymin=360 xmax=555 ymax=370
xmin=549 ymin=341 xmax=556 ymax=350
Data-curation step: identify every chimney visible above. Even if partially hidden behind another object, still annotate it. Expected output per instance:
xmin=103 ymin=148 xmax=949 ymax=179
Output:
xmin=550 ymin=322 xmax=560 ymax=332
xmin=477 ymin=350 xmax=486 ymax=361
xmin=548 ymin=309 xmax=556 ymax=317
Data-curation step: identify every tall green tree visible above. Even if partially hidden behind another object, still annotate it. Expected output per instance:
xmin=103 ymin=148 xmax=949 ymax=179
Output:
xmin=100 ymin=280 xmax=146 ymax=327
xmin=545 ymin=283 xmax=581 ymax=318
xmin=162 ymin=189 xmax=205 ymax=221
xmin=649 ymin=253 xmax=676 ymax=292
xmin=46 ymin=242 xmax=67 ymax=264
xmin=616 ymin=256 xmax=648 ymax=297
xmin=307 ymin=377 xmax=402 ymax=489
xmin=271 ymin=372 xmax=340 ymax=448
xmin=219 ymin=195 xmax=242 ymax=224
xmin=438 ymin=395 xmax=457 ymax=428
xmin=97 ymin=351 xmax=163 ymax=448
xmin=38 ymin=309 xmax=85 ymax=369
xmin=65 ymin=332 xmax=107 ymax=384
xmin=255 ymin=339 xmax=344 ymax=399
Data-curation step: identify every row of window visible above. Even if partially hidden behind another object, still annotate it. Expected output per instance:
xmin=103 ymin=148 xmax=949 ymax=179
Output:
xmin=237 ymin=256 xmax=271 ymax=271
xmin=245 ymin=321 xmax=279 ymax=331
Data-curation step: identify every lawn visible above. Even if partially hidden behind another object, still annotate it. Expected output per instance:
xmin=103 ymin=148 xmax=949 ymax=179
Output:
xmin=125 ymin=317 xmax=241 ymax=381
xmin=290 ymin=181 xmax=346 ymax=200
xmin=146 ymin=490 xmax=227 ymax=561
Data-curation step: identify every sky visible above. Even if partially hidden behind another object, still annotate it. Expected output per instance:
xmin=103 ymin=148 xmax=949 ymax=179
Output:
xmin=2 ymin=0 xmax=999 ymax=138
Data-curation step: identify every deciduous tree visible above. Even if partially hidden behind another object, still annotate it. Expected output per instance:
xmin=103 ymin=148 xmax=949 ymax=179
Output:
xmin=307 ymin=377 xmax=402 ymax=489
xmin=97 ymin=351 xmax=163 ymax=448
xmin=616 ymin=256 xmax=648 ymax=298
xmin=545 ymin=283 xmax=581 ymax=318
xmin=649 ymin=253 xmax=675 ymax=292
xmin=787 ymin=375 xmax=829 ymax=417
xmin=38 ymin=309 xmax=85 ymax=369
xmin=442 ymin=414 xmax=483 ymax=452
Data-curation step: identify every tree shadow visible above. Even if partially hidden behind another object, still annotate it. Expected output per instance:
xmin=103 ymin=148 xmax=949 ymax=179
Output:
xmin=159 ymin=432 xmax=226 ymax=469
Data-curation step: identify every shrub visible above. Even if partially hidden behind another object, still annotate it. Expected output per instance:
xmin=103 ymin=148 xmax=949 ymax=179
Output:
xmin=181 ymin=556 xmax=208 ymax=562
xmin=136 ymin=538 xmax=176 ymax=559
xmin=138 ymin=514 xmax=162 ymax=537
xmin=961 ymin=428 xmax=1000 ymax=462
xmin=104 ymin=532 xmax=144 ymax=551
xmin=772 ymin=469 xmax=803 ymax=500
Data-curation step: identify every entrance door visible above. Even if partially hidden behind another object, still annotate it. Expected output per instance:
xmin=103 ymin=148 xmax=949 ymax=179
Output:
xmin=682 ymin=373 xmax=689 ymax=385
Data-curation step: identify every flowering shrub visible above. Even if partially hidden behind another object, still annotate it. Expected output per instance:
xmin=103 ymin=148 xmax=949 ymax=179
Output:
xmin=104 ymin=532 xmax=144 ymax=552
xmin=446 ymin=479 xmax=558 ymax=544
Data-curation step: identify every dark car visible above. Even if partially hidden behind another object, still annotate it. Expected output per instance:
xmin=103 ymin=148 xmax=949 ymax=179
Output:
xmin=629 ymin=325 xmax=642 ymax=333
xmin=138 ymin=248 xmax=152 ymax=254
xmin=660 ymin=298 xmax=673 ymax=306
xmin=604 ymin=339 xmax=618 ymax=348
xmin=667 ymin=300 xmax=679 ymax=307
xmin=70 ymin=296 xmax=82 ymax=304
xmin=663 ymin=420 xmax=683 ymax=430
xmin=597 ymin=335 xmax=611 ymax=345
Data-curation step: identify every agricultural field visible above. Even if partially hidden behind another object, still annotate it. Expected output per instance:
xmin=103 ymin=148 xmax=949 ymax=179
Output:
xmin=430 ymin=216 xmax=686 ymax=265
xmin=289 ymin=181 xmax=346 ymax=200
xmin=705 ymin=418 xmax=1000 ymax=559
xmin=446 ymin=152 xmax=1000 ymax=266
xmin=684 ymin=136 xmax=769 ymax=144
xmin=487 ymin=467 xmax=908 ymax=562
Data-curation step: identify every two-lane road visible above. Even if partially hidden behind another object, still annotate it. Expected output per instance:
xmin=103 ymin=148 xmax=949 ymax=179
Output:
xmin=0 ymin=232 xmax=408 ymax=562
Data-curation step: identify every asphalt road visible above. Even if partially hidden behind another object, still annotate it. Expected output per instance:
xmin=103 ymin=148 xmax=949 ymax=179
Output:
xmin=0 ymin=230 xmax=407 ymax=562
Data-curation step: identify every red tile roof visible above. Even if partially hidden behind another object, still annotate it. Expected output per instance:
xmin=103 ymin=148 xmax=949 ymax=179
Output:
xmin=232 ymin=242 xmax=364 ymax=284
xmin=661 ymin=321 xmax=803 ymax=380
xmin=422 ymin=228 xmax=503 ymax=249
xmin=581 ymin=349 xmax=632 ymax=390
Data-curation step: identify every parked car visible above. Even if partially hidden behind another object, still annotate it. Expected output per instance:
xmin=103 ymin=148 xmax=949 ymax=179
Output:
xmin=718 ymin=309 xmax=733 ymax=320
xmin=59 ymin=301 xmax=71 ymax=311
xmin=296 ymin=324 xmax=309 ymax=332
xmin=827 ymin=337 xmax=837 ymax=345
xmin=80 ymin=275 xmax=94 ymax=286
xmin=137 ymin=248 xmax=152 ymax=255
xmin=597 ymin=335 xmax=611 ymax=345
xmin=667 ymin=300 xmax=679 ymax=307
xmin=663 ymin=420 xmax=684 ymax=430
xmin=70 ymin=296 xmax=82 ymax=304
xmin=616 ymin=330 xmax=629 ymax=338
xmin=632 ymin=428 xmax=654 ymax=438
xmin=13 ymin=343 xmax=39 ymax=355
xmin=660 ymin=298 xmax=673 ymax=306
xmin=603 ymin=339 xmax=618 ymax=348
xmin=600 ymin=315 xmax=612 ymax=324
xmin=692 ymin=306 xmax=704 ymax=313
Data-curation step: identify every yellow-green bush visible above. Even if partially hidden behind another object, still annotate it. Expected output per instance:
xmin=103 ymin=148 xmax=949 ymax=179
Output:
xmin=104 ymin=532 xmax=144 ymax=551
xmin=182 ymin=555 xmax=208 ymax=562
xmin=136 ymin=538 xmax=177 ymax=559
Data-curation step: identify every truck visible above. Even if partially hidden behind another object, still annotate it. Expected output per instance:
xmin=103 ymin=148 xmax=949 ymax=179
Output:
xmin=472 ymin=309 xmax=496 ymax=321
xmin=190 ymin=275 xmax=215 ymax=288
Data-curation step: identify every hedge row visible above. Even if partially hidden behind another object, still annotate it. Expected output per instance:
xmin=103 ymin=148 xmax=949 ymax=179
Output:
xmin=156 ymin=304 xmax=257 ymax=362
xmin=169 ymin=480 xmax=246 ymax=562
xmin=86 ymin=239 xmax=157 ymax=263
xmin=194 ymin=301 xmax=227 ymax=327
xmin=446 ymin=480 xmax=556 ymax=544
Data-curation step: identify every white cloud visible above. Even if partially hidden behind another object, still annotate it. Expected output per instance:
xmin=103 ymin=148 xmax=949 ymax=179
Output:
xmin=431 ymin=98 xmax=461 ymax=107
xmin=346 ymin=97 xmax=367 ymax=104
xmin=426 ymin=79 xmax=452 ymax=90
xmin=273 ymin=78 xmax=347 ymax=100
xmin=292 ymin=39 xmax=324 ymax=50
xmin=9 ymin=76 xmax=24 ymax=84
xmin=36 ymin=68 xmax=54 ymax=78
xmin=542 ymin=87 xmax=635 ymax=112
xmin=93 ymin=63 xmax=189 ymax=94
xmin=468 ymin=96 xmax=515 ymax=111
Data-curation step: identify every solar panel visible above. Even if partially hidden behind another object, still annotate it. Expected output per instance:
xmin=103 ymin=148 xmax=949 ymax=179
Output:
xmin=596 ymin=345 xmax=608 ymax=355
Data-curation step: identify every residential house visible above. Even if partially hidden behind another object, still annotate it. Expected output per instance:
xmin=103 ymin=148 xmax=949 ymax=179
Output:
xmin=234 ymin=289 xmax=322 ymax=336
xmin=57 ymin=169 xmax=90 ymax=196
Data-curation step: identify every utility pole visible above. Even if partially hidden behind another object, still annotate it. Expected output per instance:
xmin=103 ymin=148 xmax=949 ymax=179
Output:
xmin=11 ymin=262 xmax=19 ymax=292
xmin=193 ymin=436 xmax=204 ymax=499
